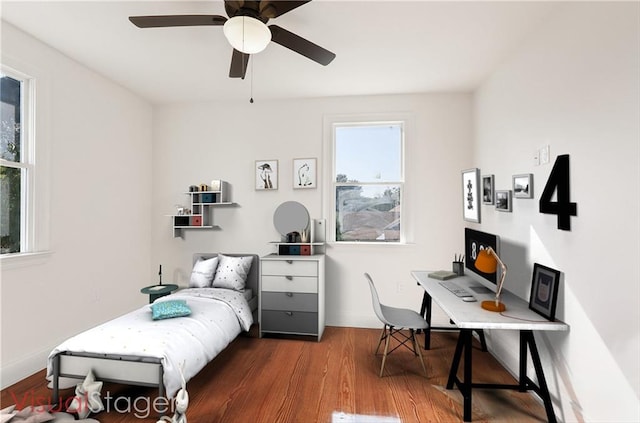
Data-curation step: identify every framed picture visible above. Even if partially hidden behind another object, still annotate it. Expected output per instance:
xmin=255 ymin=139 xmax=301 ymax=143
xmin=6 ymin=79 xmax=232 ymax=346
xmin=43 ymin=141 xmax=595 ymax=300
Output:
xmin=255 ymin=160 xmax=278 ymax=190
xmin=293 ymin=158 xmax=317 ymax=189
xmin=529 ymin=263 xmax=561 ymax=321
xmin=482 ymin=174 xmax=495 ymax=205
xmin=495 ymin=190 xmax=512 ymax=212
xmin=513 ymin=173 xmax=534 ymax=198
xmin=462 ymin=168 xmax=481 ymax=223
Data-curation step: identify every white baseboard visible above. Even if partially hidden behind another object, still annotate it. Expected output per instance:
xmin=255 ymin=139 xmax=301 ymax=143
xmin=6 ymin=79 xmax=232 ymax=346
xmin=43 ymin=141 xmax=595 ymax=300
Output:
xmin=0 ymin=347 xmax=50 ymax=389
xmin=326 ymin=313 xmax=381 ymax=329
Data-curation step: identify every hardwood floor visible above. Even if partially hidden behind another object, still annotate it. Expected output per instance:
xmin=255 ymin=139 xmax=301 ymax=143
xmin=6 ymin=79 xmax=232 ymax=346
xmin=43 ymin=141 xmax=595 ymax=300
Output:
xmin=1 ymin=327 xmax=548 ymax=422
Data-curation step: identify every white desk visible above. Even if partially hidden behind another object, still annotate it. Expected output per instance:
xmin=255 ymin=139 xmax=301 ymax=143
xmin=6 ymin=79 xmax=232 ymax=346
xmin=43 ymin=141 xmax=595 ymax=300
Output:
xmin=411 ymin=271 xmax=568 ymax=423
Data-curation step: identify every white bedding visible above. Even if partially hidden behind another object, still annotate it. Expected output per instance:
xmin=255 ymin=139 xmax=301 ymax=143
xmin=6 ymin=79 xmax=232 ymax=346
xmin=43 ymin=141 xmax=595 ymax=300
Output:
xmin=47 ymin=288 xmax=253 ymax=398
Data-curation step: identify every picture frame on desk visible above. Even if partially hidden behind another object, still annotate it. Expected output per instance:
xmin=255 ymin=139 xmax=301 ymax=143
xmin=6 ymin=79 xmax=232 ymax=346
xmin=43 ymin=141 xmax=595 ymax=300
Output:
xmin=529 ymin=263 xmax=561 ymax=321
xmin=462 ymin=168 xmax=481 ymax=223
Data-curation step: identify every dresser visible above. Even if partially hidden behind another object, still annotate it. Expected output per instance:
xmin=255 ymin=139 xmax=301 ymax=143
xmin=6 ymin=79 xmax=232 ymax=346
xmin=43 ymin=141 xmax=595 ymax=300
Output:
xmin=259 ymin=254 xmax=325 ymax=341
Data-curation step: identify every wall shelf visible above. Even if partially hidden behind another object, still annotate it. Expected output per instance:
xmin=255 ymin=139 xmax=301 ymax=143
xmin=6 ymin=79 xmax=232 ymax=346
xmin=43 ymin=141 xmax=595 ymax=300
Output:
xmin=170 ymin=181 xmax=234 ymax=238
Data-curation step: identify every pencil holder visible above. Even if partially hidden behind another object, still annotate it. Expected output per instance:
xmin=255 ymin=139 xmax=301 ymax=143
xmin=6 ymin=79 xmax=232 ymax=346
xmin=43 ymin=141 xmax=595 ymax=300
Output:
xmin=452 ymin=261 xmax=464 ymax=276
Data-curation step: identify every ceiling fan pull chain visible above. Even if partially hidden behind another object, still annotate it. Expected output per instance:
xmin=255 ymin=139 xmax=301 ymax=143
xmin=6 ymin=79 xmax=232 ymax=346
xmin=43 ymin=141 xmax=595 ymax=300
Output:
xmin=250 ymin=56 xmax=254 ymax=104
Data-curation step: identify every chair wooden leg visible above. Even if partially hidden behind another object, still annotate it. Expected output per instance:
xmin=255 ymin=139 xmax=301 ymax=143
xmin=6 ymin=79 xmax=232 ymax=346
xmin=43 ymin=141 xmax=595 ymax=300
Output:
xmin=380 ymin=326 xmax=392 ymax=377
xmin=410 ymin=329 xmax=419 ymax=356
xmin=412 ymin=329 xmax=428 ymax=377
xmin=375 ymin=325 xmax=387 ymax=355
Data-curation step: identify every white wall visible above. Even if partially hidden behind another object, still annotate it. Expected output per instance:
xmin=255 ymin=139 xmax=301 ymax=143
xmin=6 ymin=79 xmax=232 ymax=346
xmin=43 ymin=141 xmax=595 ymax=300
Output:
xmin=2 ymin=2 xmax=638 ymax=421
xmin=0 ymin=22 xmax=154 ymax=387
xmin=151 ymin=93 xmax=473 ymax=328
xmin=473 ymin=2 xmax=639 ymax=421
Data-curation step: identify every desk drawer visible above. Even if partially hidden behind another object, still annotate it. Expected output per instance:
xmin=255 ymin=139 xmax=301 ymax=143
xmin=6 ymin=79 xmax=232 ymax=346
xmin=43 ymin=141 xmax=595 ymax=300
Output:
xmin=261 ymin=275 xmax=317 ymax=293
xmin=262 ymin=292 xmax=318 ymax=312
xmin=262 ymin=260 xmax=317 ymax=277
xmin=261 ymin=310 xmax=318 ymax=334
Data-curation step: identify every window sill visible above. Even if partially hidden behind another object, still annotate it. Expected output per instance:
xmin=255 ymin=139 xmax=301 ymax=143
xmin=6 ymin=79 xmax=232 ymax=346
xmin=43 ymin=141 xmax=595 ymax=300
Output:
xmin=0 ymin=251 xmax=52 ymax=270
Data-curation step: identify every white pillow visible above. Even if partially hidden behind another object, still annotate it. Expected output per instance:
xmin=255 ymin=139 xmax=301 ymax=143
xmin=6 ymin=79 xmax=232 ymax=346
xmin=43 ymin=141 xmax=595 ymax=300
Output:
xmin=212 ymin=254 xmax=253 ymax=291
xmin=66 ymin=370 xmax=104 ymax=419
xmin=189 ymin=256 xmax=219 ymax=288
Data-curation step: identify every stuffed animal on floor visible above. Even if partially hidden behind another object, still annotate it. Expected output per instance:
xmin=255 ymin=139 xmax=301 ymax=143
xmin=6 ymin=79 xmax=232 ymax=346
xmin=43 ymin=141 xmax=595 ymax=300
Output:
xmin=157 ymin=362 xmax=188 ymax=423
xmin=0 ymin=405 xmax=99 ymax=422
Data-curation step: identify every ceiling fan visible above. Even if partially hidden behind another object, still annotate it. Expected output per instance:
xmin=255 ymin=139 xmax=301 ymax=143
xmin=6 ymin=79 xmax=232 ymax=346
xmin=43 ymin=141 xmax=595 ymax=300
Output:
xmin=129 ymin=0 xmax=336 ymax=79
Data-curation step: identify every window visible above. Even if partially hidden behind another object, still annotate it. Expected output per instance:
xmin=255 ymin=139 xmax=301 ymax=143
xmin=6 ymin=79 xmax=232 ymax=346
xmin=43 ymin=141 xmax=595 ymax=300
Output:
xmin=332 ymin=122 xmax=404 ymax=243
xmin=1 ymin=69 xmax=32 ymax=255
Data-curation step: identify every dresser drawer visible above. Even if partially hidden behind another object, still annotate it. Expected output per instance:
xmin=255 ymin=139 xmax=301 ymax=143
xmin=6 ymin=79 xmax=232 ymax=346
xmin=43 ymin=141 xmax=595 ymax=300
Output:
xmin=262 ymin=292 xmax=318 ymax=312
xmin=261 ymin=260 xmax=318 ymax=277
xmin=261 ymin=310 xmax=318 ymax=334
xmin=261 ymin=275 xmax=317 ymax=293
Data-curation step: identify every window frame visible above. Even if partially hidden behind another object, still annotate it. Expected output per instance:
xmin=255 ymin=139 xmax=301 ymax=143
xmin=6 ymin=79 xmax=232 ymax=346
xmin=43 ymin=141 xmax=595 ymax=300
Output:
xmin=1 ymin=67 xmax=35 ymax=254
xmin=1 ymin=61 xmax=50 ymax=266
xmin=324 ymin=115 xmax=409 ymax=245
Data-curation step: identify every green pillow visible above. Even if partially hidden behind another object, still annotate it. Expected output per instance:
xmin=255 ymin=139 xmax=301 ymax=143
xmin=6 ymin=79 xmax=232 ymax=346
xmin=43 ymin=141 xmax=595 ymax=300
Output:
xmin=151 ymin=300 xmax=191 ymax=320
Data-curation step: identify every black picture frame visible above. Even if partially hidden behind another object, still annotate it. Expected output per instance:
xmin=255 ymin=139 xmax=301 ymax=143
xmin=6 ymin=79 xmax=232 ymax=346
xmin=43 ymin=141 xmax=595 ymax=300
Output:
xmin=529 ymin=263 xmax=561 ymax=321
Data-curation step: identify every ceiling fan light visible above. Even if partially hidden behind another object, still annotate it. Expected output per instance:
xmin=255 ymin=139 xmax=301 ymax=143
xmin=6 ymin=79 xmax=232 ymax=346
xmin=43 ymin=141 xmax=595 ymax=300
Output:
xmin=223 ymin=16 xmax=271 ymax=54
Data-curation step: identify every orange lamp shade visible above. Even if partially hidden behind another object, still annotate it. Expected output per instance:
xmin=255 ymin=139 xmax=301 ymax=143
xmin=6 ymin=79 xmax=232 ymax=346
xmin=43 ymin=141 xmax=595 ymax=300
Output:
xmin=475 ymin=249 xmax=497 ymax=274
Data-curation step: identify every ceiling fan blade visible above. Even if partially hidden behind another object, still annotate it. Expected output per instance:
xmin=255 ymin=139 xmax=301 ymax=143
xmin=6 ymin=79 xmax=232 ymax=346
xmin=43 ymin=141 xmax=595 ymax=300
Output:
xmin=229 ymin=49 xmax=250 ymax=79
xmin=129 ymin=15 xmax=226 ymax=28
xmin=269 ymin=25 xmax=335 ymax=66
xmin=224 ymin=1 xmax=245 ymax=17
xmin=260 ymin=1 xmax=311 ymax=19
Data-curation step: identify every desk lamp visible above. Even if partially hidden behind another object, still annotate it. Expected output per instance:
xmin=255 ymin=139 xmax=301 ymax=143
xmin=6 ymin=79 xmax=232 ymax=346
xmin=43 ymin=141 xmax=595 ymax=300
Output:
xmin=475 ymin=248 xmax=507 ymax=312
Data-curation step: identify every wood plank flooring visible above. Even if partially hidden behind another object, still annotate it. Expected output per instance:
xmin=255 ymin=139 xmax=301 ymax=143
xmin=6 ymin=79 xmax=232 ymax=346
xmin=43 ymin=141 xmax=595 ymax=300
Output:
xmin=1 ymin=327 xmax=548 ymax=422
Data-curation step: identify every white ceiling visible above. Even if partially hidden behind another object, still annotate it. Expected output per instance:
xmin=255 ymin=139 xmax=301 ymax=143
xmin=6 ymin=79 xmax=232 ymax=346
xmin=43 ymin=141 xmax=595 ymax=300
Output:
xmin=1 ymin=1 xmax=558 ymax=105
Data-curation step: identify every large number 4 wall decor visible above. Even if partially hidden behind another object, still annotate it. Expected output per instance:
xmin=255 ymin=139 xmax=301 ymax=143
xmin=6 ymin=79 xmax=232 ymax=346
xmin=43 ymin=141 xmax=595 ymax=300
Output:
xmin=539 ymin=154 xmax=577 ymax=230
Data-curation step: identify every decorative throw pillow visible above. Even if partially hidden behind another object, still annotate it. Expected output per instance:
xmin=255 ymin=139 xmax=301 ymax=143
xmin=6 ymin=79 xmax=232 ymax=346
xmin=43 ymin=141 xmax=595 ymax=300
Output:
xmin=189 ymin=256 xmax=219 ymax=288
xmin=151 ymin=300 xmax=192 ymax=320
xmin=0 ymin=405 xmax=16 ymax=423
xmin=66 ymin=370 xmax=104 ymax=420
xmin=8 ymin=406 xmax=54 ymax=422
xmin=212 ymin=254 xmax=253 ymax=291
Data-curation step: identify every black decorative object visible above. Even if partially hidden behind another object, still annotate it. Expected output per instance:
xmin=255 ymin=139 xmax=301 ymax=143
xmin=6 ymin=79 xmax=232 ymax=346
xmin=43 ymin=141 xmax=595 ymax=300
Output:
xmin=539 ymin=154 xmax=577 ymax=230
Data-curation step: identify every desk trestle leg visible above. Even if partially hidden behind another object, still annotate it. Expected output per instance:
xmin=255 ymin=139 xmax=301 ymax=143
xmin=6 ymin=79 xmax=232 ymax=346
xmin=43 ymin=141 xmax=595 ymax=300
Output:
xmin=520 ymin=330 xmax=557 ymax=423
xmin=446 ymin=329 xmax=558 ymax=423
xmin=446 ymin=329 xmax=474 ymax=421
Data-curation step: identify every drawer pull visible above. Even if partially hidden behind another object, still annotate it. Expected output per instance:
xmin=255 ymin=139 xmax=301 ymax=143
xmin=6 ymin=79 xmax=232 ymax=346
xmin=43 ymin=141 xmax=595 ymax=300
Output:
xmin=286 ymin=292 xmax=293 ymax=297
xmin=285 ymin=311 xmax=293 ymax=316
xmin=285 ymin=275 xmax=293 ymax=280
xmin=286 ymin=260 xmax=293 ymax=264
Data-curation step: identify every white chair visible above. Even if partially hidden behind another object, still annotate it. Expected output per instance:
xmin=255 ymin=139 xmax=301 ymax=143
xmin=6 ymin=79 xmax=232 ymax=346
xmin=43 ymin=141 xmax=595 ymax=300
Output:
xmin=365 ymin=272 xmax=428 ymax=377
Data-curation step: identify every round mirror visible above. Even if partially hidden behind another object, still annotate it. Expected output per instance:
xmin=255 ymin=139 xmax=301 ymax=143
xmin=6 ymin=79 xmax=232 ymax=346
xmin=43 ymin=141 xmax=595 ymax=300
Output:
xmin=273 ymin=201 xmax=310 ymax=237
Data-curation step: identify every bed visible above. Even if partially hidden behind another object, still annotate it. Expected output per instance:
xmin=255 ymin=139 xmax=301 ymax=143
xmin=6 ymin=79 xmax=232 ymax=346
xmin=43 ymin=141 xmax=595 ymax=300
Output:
xmin=48 ymin=253 xmax=259 ymax=404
